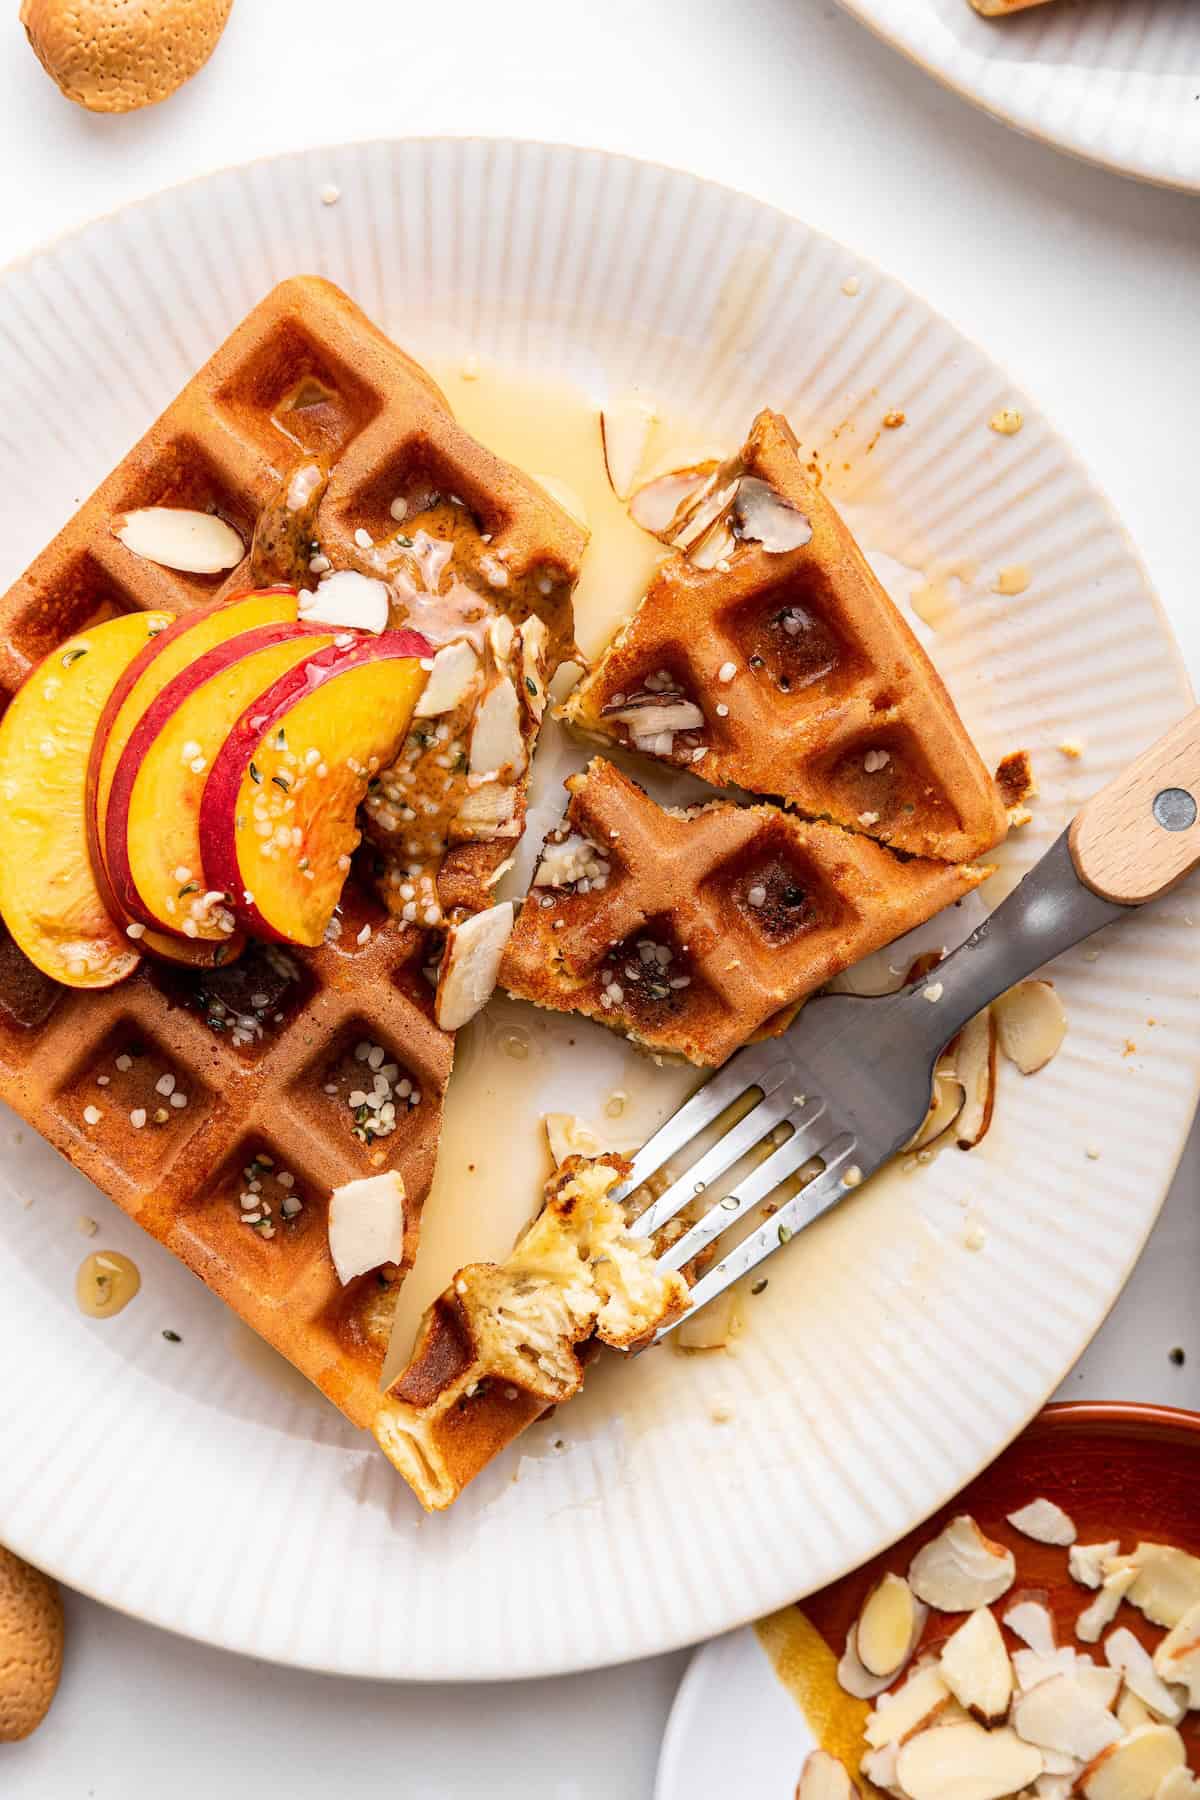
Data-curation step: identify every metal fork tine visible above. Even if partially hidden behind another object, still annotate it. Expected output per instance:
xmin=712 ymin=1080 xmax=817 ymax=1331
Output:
xmin=658 ymin=1097 xmax=829 ymax=1272
xmin=653 ymin=1134 xmax=859 ymax=1337
xmin=628 ymin=1073 xmax=798 ymax=1239
xmin=611 ymin=1037 xmax=793 ymax=1207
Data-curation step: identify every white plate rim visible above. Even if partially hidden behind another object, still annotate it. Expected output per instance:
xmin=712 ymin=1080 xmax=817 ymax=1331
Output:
xmin=0 ymin=136 xmax=1195 ymax=1681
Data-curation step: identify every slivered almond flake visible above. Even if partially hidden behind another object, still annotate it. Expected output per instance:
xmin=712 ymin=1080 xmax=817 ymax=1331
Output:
xmin=414 ymin=639 xmax=479 ymax=716
xmin=857 ymin=1572 xmax=921 ymax=1678
xmin=795 ymin=1749 xmax=859 ymax=1799
xmin=993 ymin=979 xmax=1067 ymax=1074
xmin=299 ymin=568 xmax=389 ymax=633
xmin=1153 ymin=1600 xmax=1200 ymax=1708
xmin=607 ymin=699 xmax=705 ymax=736
xmin=543 ymin=1112 xmax=604 ymax=1168
xmin=600 ymin=395 xmax=657 ymax=500
xmin=1155 ymin=1769 xmax=1200 ymax=1800
xmin=1008 ymin=1497 xmax=1077 ymax=1546
xmin=468 ymin=674 xmax=527 ymax=780
xmin=895 ymin=1720 xmax=1043 ymax=1800
xmin=327 ymin=1171 xmax=406 ymax=1286
xmin=113 ymin=506 xmax=244 ymax=574
xmin=1116 ymin=1689 xmax=1155 ymax=1733
xmin=1004 ymin=1600 xmax=1058 ymax=1658
xmin=1072 ymin=1542 xmax=1122 ymax=1591
xmin=860 ymin=1742 xmax=900 ymax=1792
xmin=1077 ymin=1563 xmax=1138 ymax=1643
xmin=1124 ymin=1544 xmax=1200 ymax=1630
xmin=674 ymin=1284 xmax=740 ymax=1352
xmin=1013 ymin=1647 xmax=1077 ymax=1692
xmin=909 ymin=1515 xmax=1016 ymax=1612
xmin=1012 ymin=1673 xmax=1124 ymax=1763
xmin=940 ymin=1606 xmax=1013 ymax=1722
xmin=905 ymin=1071 xmax=966 ymax=1152
xmin=1078 ymin=1723 xmax=1187 ymax=1800
xmin=954 ymin=1007 xmax=997 ymax=1148
xmin=434 ymin=902 xmax=514 ymax=1031
xmin=837 ymin=1624 xmax=900 ymax=1700
xmin=864 ymin=1664 xmax=954 ymax=1749
xmin=628 ymin=465 xmax=718 ymax=539
xmin=1105 ymin=1628 xmax=1187 ymax=1724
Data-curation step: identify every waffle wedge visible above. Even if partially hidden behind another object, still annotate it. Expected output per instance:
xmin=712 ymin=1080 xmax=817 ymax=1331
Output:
xmin=373 ymin=1153 xmax=687 ymax=1510
xmin=500 ymin=758 xmax=992 ymax=1066
xmin=563 ymin=410 xmax=1006 ymax=865
xmin=0 ymin=275 xmax=593 ymax=1425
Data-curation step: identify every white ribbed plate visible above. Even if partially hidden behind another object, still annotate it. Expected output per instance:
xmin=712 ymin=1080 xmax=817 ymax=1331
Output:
xmin=836 ymin=0 xmax=1200 ymax=191
xmin=0 ymin=141 xmax=1196 ymax=1681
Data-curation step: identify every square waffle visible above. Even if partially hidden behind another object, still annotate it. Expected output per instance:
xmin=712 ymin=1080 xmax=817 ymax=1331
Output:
xmin=500 ymin=758 xmax=993 ymax=1066
xmin=0 ymin=275 xmax=592 ymax=1425
xmin=562 ymin=410 xmax=1007 ymax=865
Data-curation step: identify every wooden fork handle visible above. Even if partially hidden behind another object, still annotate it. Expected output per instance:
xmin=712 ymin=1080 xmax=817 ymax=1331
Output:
xmin=1069 ymin=706 xmax=1200 ymax=905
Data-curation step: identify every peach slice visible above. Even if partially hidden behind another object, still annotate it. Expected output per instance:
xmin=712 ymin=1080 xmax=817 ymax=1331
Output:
xmin=199 ymin=631 xmax=430 ymax=946
xmin=0 ymin=610 xmax=173 ymax=987
xmin=105 ymin=622 xmax=335 ymax=938
xmin=87 ymin=588 xmax=297 ymax=967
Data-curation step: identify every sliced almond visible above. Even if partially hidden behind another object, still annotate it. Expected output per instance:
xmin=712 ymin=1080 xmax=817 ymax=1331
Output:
xmin=1013 ymin=1648 xmax=1078 ymax=1692
xmin=860 ymin=1742 xmax=901 ymax=1793
xmin=1078 ymin=1724 xmax=1187 ymax=1800
xmin=905 ymin=1072 xmax=967 ymax=1152
xmin=1011 ymin=1673 xmax=1123 ymax=1763
xmin=1154 ymin=1769 xmax=1200 ymax=1800
xmin=993 ymin=979 xmax=1067 ymax=1075
xmin=1007 ymin=1498 xmax=1077 ymax=1547
xmin=939 ymin=1607 xmax=1013 ymax=1723
xmin=954 ymin=1007 xmax=997 ymax=1148
xmin=454 ymin=781 xmax=518 ymax=839
xmin=1071 ymin=1543 xmax=1122 ymax=1592
xmin=1076 ymin=1661 xmax=1123 ymax=1709
xmin=909 ymin=1516 xmax=1017 ymax=1612
xmin=1003 ymin=1601 xmax=1058 ymax=1658
xmin=1117 ymin=1691 xmax=1155 ymax=1733
xmin=674 ymin=1284 xmax=740 ymax=1352
xmin=895 ymin=1721 xmax=1043 ymax=1800
xmin=1035 ymin=1778 xmax=1074 ymax=1800
xmin=299 ymin=568 xmax=390 ymax=634
xmin=1124 ymin=1544 xmax=1200 ymax=1630
xmin=1077 ymin=1565 xmax=1138 ymax=1644
xmin=113 ymin=505 xmax=244 ymax=574
xmin=519 ymin=617 xmax=549 ymax=724
xmin=865 ymin=1664 xmax=953 ymax=1749
xmin=628 ymin=465 xmax=718 ymax=539
xmin=327 ymin=1171 xmax=406 ymax=1286
xmin=796 ymin=1748 xmax=859 ymax=1799
xmin=730 ymin=476 xmax=813 ymax=553
xmin=1105 ymin=1628 xmax=1187 ymax=1724
xmin=414 ymin=640 xmax=480 ymax=717
xmin=1153 ymin=1599 xmax=1200 ymax=1708
xmin=857 ymin=1574 xmax=922 ymax=1679
xmin=600 ymin=395 xmax=657 ymax=500
xmin=837 ymin=1624 xmax=900 ymax=1700
xmin=434 ymin=902 xmax=514 ymax=1031
xmin=606 ymin=699 xmax=705 ymax=736
xmin=468 ymin=674 xmax=527 ymax=780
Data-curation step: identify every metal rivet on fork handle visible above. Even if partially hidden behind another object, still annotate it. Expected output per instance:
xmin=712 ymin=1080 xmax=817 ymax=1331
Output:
xmin=1153 ymin=787 xmax=1197 ymax=832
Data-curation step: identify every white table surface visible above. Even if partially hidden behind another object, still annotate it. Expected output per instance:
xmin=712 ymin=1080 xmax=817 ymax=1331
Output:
xmin=1 ymin=1 xmax=1197 ymax=1793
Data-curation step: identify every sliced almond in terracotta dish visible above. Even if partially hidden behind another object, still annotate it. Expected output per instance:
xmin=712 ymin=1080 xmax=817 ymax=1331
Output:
xmin=1116 ymin=1690 xmax=1155 ymax=1734
xmin=1123 ymin=1544 xmax=1200 ymax=1630
xmin=1011 ymin=1672 xmax=1123 ymax=1763
xmin=857 ymin=1573 xmax=922 ymax=1679
xmin=1154 ymin=1769 xmax=1200 ymax=1800
xmin=1071 ymin=1542 xmax=1122 ymax=1591
xmin=795 ymin=1748 xmax=860 ymax=1799
xmin=894 ymin=1720 xmax=1043 ymax=1800
xmin=1013 ymin=1647 xmax=1077 ymax=1692
xmin=1105 ymin=1628 xmax=1187 ymax=1724
xmin=992 ymin=979 xmax=1067 ymax=1074
xmin=859 ymin=1741 xmax=900 ymax=1792
xmin=600 ymin=395 xmax=657 ymax=500
xmin=1007 ymin=1497 xmax=1077 ymax=1546
xmin=1077 ymin=1563 xmax=1138 ymax=1643
xmin=864 ymin=1663 xmax=955 ymax=1749
xmin=434 ymin=902 xmax=514 ymax=1031
xmin=113 ymin=505 xmax=244 ymax=574
xmin=1077 ymin=1662 xmax=1122 ymax=1709
xmin=909 ymin=1515 xmax=1017 ymax=1612
xmin=1078 ymin=1723 xmax=1187 ymax=1800
xmin=1153 ymin=1599 xmax=1200 ymax=1708
xmin=939 ymin=1605 xmax=1013 ymax=1722
xmin=953 ymin=1007 xmax=997 ymax=1148
xmin=1003 ymin=1599 xmax=1058 ymax=1657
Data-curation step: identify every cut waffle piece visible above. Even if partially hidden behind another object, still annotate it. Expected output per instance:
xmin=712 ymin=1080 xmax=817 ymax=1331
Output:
xmin=0 ymin=273 xmax=586 ymax=921
xmin=562 ymin=410 xmax=1006 ymax=864
xmin=500 ymin=758 xmax=992 ymax=1066
xmin=373 ymin=1153 xmax=688 ymax=1510
xmin=0 ymin=880 xmax=451 ymax=1425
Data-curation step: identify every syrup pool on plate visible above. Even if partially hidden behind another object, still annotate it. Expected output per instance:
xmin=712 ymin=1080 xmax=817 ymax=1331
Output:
xmin=76 ymin=1249 xmax=140 ymax=1318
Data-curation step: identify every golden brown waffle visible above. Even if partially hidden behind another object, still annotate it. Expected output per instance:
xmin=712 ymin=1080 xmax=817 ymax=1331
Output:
xmin=0 ymin=276 xmax=615 ymax=1421
xmin=500 ymin=759 xmax=992 ymax=1066
xmin=563 ymin=411 xmax=1007 ymax=865
xmin=373 ymin=1154 xmax=688 ymax=1510
xmin=0 ymin=274 xmax=586 ymax=922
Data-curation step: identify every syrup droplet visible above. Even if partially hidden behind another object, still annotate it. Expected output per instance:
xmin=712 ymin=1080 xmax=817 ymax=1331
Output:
xmin=76 ymin=1250 xmax=141 ymax=1319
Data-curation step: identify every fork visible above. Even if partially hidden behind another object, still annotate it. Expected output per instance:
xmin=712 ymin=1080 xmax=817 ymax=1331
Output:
xmin=616 ymin=708 xmax=1200 ymax=1336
